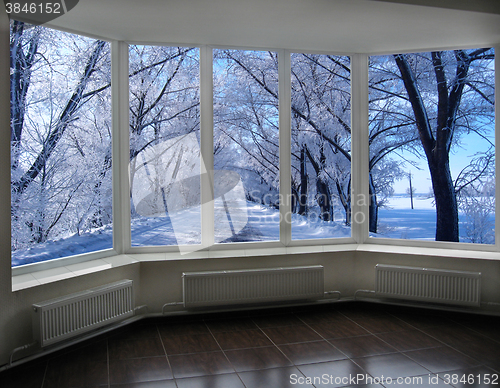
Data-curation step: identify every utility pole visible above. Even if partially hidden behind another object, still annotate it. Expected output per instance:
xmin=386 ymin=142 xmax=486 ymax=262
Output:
xmin=409 ymin=171 xmax=414 ymax=210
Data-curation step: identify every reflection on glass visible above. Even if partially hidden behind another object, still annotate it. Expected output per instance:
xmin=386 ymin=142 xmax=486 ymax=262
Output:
xmin=213 ymin=49 xmax=280 ymax=243
xmin=290 ymin=53 xmax=351 ymax=240
xmin=129 ymin=45 xmax=200 ymax=247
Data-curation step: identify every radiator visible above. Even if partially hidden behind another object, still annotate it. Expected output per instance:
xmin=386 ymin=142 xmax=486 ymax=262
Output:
xmin=375 ymin=264 xmax=481 ymax=307
xmin=182 ymin=266 xmax=324 ymax=308
xmin=33 ymin=280 xmax=134 ymax=347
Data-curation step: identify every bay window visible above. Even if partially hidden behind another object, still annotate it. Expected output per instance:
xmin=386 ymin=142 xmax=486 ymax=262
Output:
xmin=10 ymin=22 xmax=498 ymax=270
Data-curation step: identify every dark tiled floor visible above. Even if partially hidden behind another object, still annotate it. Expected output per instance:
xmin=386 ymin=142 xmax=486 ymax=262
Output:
xmin=1 ymin=301 xmax=500 ymax=387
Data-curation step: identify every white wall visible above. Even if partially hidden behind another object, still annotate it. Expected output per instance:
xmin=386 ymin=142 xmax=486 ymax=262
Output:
xmin=0 ymin=12 xmax=142 ymax=366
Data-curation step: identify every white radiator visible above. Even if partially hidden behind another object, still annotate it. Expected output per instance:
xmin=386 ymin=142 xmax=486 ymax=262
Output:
xmin=33 ymin=280 xmax=134 ymax=347
xmin=375 ymin=264 xmax=481 ymax=307
xmin=182 ymin=266 xmax=324 ymax=308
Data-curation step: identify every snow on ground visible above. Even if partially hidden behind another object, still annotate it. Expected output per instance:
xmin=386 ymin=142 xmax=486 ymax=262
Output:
xmin=376 ymin=195 xmax=437 ymax=241
xmin=376 ymin=195 xmax=495 ymax=243
xmin=11 ymin=195 xmax=493 ymax=267
xmin=12 ymin=200 xmax=350 ymax=267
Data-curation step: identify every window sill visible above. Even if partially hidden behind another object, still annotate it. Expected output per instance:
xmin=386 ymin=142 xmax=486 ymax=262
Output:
xmin=11 ymin=242 xmax=500 ymax=291
xmin=12 ymin=255 xmax=139 ymax=291
xmin=358 ymin=242 xmax=500 ymax=260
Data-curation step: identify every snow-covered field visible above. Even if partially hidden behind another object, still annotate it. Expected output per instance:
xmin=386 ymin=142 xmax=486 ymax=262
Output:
xmin=11 ymin=196 xmax=493 ymax=267
xmin=376 ymin=195 xmax=437 ymax=240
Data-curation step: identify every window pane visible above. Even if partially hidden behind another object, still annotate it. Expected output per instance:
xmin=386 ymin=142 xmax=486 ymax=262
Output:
xmin=368 ymin=49 xmax=495 ymax=243
xmin=11 ymin=22 xmax=112 ymax=266
xmin=213 ymin=49 xmax=279 ymax=243
xmin=290 ymin=54 xmax=351 ymax=240
xmin=129 ymin=45 xmax=200 ymax=247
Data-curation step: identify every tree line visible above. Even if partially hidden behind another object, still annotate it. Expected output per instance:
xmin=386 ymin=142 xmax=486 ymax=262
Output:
xmin=10 ymin=20 xmax=495 ymax=257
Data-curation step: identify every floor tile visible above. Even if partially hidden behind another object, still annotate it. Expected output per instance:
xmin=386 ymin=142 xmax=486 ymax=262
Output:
xmin=109 ymin=356 xmax=173 ymax=385
xmin=252 ymin=314 xmax=303 ymax=328
xmin=176 ymin=373 xmax=245 ymax=388
xmin=168 ymin=351 xmax=234 ymax=378
xmin=239 ymin=366 xmax=313 ymax=388
xmin=110 ymin=380 xmax=177 ymax=388
xmin=52 ymin=338 xmax=108 ymax=363
xmin=329 ymin=334 xmax=397 ymax=358
xmin=262 ymin=325 xmax=322 ymax=344
xmin=248 ymin=306 xmax=295 ymax=317
xmin=279 ymin=340 xmax=347 ymax=365
xmin=44 ymin=358 xmax=108 ymax=388
xmin=225 ymin=346 xmax=292 ymax=372
xmin=388 ymin=374 xmax=452 ymax=387
xmin=297 ymin=359 xmax=366 ymax=387
xmin=308 ymin=319 xmax=371 ymax=339
xmin=295 ymin=309 xmax=344 ymax=325
xmin=158 ymin=321 xmax=209 ymax=336
xmin=2 ymin=301 xmax=500 ymax=388
xmin=160 ymin=333 xmax=220 ymax=355
xmin=437 ymin=365 xmax=500 ymax=387
xmin=451 ymin=315 xmax=500 ymax=343
xmin=205 ymin=318 xmax=258 ymax=332
xmin=375 ymin=329 xmax=443 ymax=351
xmin=390 ymin=311 xmax=454 ymax=329
xmin=404 ymin=346 xmax=481 ymax=373
xmin=110 ymin=323 xmax=160 ymax=341
xmin=214 ymin=329 xmax=273 ymax=349
xmin=109 ymin=337 xmax=165 ymax=360
xmin=342 ymin=311 xmax=413 ymax=333
xmin=0 ymin=362 xmax=47 ymax=388
xmin=353 ymin=353 xmax=430 ymax=379
xmin=420 ymin=324 xmax=488 ymax=347
xmin=450 ymin=338 xmax=500 ymax=371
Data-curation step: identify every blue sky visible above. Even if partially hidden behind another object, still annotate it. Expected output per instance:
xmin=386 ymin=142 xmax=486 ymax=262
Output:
xmin=392 ymin=129 xmax=495 ymax=194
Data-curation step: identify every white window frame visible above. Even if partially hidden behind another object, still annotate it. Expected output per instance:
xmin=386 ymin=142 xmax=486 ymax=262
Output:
xmin=365 ymin=45 xmax=499 ymax=253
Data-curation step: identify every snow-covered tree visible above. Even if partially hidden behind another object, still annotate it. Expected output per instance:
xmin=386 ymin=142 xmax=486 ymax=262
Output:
xmin=10 ymin=21 xmax=112 ymax=255
xmin=213 ymin=49 xmax=280 ymax=208
xmin=128 ymin=45 xmax=200 ymax=223
xmin=369 ymin=49 xmax=495 ymax=242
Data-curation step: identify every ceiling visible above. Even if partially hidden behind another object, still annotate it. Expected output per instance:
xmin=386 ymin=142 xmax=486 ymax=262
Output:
xmin=46 ymin=0 xmax=500 ymax=54
xmin=369 ymin=0 xmax=500 ymax=15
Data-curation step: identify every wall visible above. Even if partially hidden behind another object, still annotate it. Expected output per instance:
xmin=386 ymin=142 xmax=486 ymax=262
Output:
xmin=354 ymin=250 xmax=500 ymax=309
xmin=0 ymin=12 xmax=143 ymax=366
xmin=138 ymin=252 xmax=357 ymax=313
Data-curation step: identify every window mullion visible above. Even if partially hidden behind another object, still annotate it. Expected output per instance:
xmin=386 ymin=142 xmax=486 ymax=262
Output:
xmin=200 ymin=45 xmax=215 ymax=249
xmin=279 ymin=49 xmax=292 ymax=246
xmin=351 ymin=53 xmax=370 ymax=243
xmin=495 ymin=44 xmax=499 ymax=251
xmin=112 ymin=40 xmax=131 ymax=254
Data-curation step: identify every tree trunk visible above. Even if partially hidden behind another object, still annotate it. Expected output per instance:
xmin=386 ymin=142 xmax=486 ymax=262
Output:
xmin=316 ymin=179 xmax=332 ymax=222
xmin=369 ymin=173 xmax=378 ymax=233
xmin=12 ymin=39 xmax=106 ymax=198
xmin=10 ymin=22 xmax=40 ymax=171
xmin=305 ymin=146 xmax=333 ymax=222
xmin=335 ymin=179 xmax=350 ymax=226
xmin=428 ymin=157 xmax=459 ymax=241
xmin=394 ymin=52 xmax=466 ymax=242
xmin=298 ymin=147 xmax=307 ymax=215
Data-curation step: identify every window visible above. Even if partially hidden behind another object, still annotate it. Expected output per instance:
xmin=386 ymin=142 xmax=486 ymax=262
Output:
xmin=290 ymin=53 xmax=351 ymax=240
xmin=129 ymin=45 xmax=201 ymax=247
xmin=213 ymin=49 xmax=280 ymax=242
xmin=9 ymin=22 xmax=498 ymax=270
xmin=368 ymin=49 xmax=495 ymax=244
xmin=11 ymin=21 xmax=112 ymax=266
